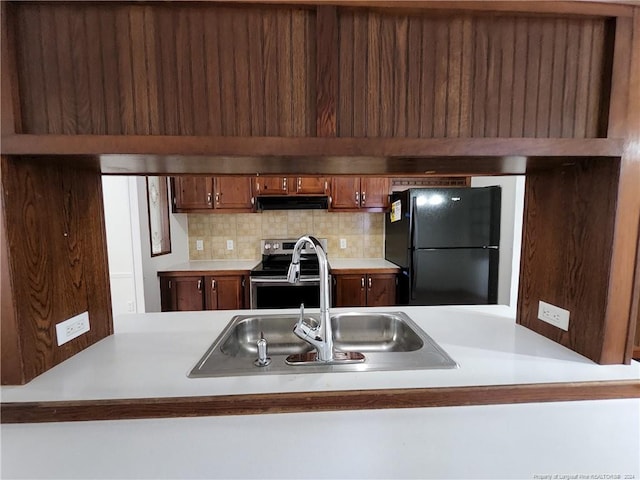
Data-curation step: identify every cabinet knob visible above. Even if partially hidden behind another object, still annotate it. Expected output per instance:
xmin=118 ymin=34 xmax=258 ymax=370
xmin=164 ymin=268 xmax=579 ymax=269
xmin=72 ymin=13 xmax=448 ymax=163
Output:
xmin=355 ymin=191 xmax=360 ymax=205
xmin=207 ymin=193 xmax=212 ymax=205
xmin=362 ymin=191 xmax=366 ymax=205
xmin=215 ymin=193 xmax=220 ymax=204
xmin=368 ymin=277 xmax=372 ymax=289
xmin=283 ymin=178 xmax=287 ymax=191
xmin=197 ymin=279 xmax=202 ymax=291
xmin=361 ymin=277 xmax=365 ymax=288
xmin=211 ymin=279 xmax=216 ymax=290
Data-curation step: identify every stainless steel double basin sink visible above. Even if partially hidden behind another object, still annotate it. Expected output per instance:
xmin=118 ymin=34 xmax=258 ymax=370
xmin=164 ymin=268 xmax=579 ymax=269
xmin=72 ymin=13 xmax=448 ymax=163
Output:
xmin=189 ymin=311 xmax=457 ymax=377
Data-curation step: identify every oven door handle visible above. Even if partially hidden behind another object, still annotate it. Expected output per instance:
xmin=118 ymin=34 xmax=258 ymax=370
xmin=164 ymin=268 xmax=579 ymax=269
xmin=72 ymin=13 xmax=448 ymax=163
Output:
xmin=250 ymin=277 xmax=321 ymax=284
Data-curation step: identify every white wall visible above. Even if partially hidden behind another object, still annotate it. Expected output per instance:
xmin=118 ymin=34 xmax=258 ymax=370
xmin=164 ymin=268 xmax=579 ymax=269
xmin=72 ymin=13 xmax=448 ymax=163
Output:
xmin=134 ymin=177 xmax=189 ymax=312
xmin=102 ymin=177 xmax=140 ymax=316
xmin=471 ymin=176 xmax=525 ymax=310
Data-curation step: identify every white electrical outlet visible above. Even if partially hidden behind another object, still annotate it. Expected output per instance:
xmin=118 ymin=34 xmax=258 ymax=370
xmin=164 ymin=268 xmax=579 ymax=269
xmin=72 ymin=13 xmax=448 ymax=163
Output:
xmin=227 ymin=240 xmax=234 ymax=250
xmin=127 ymin=301 xmax=135 ymax=312
xmin=56 ymin=311 xmax=90 ymax=346
xmin=196 ymin=240 xmax=204 ymax=251
xmin=537 ymin=301 xmax=570 ymax=331
xmin=340 ymin=238 xmax=347 ymax=249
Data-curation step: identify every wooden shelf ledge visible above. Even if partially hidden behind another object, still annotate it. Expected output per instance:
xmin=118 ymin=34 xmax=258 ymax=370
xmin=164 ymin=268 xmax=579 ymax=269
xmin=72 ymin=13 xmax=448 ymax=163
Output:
xmin=0 ymin=135 xmax=625 ymax=176
xmin=2 ymin=380 xmax=638 ymax=424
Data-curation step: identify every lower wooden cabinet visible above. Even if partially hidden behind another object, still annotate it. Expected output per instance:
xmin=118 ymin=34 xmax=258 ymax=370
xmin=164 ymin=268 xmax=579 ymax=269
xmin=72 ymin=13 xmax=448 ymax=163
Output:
xmin=333 ymin=273 xmax=397 ymax=307
xmin=160 ymin=273 xmax=247 ymax=312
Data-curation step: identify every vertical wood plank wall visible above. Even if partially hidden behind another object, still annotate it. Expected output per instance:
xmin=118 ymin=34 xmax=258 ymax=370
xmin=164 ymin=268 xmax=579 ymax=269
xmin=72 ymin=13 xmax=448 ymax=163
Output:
xmin=10 ymin=3 xmax=613 ymax=140
xmin=1 ymin=157 xmax=113 ymax=383
xmin=12 ymin=3 xmax=316 ymax=136
xmin=336 ymin=10 xmax=610 ymax=138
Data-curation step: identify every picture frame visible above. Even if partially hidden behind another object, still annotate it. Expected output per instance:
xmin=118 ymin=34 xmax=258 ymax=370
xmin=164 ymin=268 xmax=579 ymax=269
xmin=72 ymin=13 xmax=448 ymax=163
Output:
xmin=146 ymin=176 xmax=172 ymax=257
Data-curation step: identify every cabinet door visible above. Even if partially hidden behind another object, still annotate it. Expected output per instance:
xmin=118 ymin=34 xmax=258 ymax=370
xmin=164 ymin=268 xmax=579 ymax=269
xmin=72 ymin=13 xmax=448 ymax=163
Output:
xmin=255 ymin=176 xmax=288 ymax=195
xmin=205 ymin=275 xmax=244 ymax=310
xmin=330 ymin=177 xmax=361 ymax=209
xmin=333 ymin=274 xmax=367 ymax=307
xmin=160 ymin=276 xmax=204 ymax=311
xmin=360 ymin=178 xmax=390 ymax=210
xmin=214 ymin=177 xmax=254 ymax=210
xmin=173 ymin=177 xmax=213 ymax=210
xmin=295 ymin=177 xmax=328 ymax=195
xmin=366 ymin=274 xmax=397 ymax=306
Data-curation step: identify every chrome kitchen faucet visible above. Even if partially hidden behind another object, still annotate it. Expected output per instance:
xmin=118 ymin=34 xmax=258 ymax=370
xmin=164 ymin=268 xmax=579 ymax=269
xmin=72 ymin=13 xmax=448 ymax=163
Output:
xmin=286 ymin=235 xmax=365 ymax=365
xmin=287 ymin=235 xmax=334 ymax=362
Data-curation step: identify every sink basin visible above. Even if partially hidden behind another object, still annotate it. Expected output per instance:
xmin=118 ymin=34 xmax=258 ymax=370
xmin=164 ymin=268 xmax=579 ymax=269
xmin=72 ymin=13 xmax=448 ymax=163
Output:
xmin=189 ymin=311 xmax=457 ymax=378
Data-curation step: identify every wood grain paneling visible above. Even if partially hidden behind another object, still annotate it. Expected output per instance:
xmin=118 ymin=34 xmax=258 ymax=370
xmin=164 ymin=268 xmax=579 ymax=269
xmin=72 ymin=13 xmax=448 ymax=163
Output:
xmin=11 ymin=3 xmax=316 ymax=137
xmin=336 ymin=10 xmax=612 ymax=138
xmin=1 ymin=156 xmax=112 ymax=384
xmin=517 ymin=158 xmax=620 ymax=364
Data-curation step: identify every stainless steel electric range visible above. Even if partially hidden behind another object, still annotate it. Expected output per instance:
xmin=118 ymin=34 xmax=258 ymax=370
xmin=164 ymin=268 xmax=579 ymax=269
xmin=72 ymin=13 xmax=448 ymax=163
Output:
xmin=249 ymin=238 xmax=329 ymax=309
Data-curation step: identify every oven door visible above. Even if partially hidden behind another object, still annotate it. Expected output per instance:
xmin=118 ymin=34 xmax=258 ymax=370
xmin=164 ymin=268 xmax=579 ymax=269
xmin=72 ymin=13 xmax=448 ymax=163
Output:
xmin=250 ymin=276 xmax=324 ymax=309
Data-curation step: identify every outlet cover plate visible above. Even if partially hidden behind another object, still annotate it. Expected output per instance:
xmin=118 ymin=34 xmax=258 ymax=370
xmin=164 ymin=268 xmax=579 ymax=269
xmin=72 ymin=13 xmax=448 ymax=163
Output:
xmin=227 ymin=240 xmax=234 ymax=250
xmin=537 ymin=301 xmax=570 ymax=331
xmin=56 ymin=311 xmax=90 ymax=346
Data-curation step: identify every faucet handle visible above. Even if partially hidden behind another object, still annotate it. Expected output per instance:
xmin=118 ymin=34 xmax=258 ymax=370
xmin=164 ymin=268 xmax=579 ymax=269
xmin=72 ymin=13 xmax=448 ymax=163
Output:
xmin=293 ymin=303 xmax=322 ymax=343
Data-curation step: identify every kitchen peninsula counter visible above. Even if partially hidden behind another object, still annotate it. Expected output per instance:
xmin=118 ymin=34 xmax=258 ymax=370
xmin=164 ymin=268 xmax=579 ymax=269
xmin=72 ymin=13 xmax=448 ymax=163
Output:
xmin=2 ymin=306 xmax=638 ymax=406
xmin=2 ymin=306 xmax=639 ymax=479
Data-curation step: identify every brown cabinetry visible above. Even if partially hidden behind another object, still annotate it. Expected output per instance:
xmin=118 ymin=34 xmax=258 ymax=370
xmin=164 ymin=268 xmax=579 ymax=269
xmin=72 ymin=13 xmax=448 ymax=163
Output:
xmin=172 ymin=177 xmax=254 ymax=213
xmin=330 ymin=177 xmax=391 ymax=211
xmin=254 ymin=176 xmax=329 ymax=196
xmin=333 ymin=272 xmax=397 ymax=307
xmin=160 ymin=273 xmax=247 ymax=312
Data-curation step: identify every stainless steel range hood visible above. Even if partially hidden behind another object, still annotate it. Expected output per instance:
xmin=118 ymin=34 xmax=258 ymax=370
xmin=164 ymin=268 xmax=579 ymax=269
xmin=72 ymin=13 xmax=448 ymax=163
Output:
xmin=256 ymin=196 xmax=329 ymax=210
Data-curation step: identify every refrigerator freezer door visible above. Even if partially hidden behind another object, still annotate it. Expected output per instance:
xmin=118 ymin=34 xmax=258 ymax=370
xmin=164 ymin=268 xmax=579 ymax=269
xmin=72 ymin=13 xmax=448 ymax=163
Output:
xmin=410 ymin=249 xmax=499 ymax=305
xmin=411 ymin=187 xmax=501 ymax=249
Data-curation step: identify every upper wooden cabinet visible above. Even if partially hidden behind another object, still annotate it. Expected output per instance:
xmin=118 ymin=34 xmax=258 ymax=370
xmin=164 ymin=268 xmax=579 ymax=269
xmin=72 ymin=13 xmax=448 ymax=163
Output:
xmin=254 ymin=177 xmax=329 ymax=196
xmin=214 ymin=177 xmax=254 ymax=210
xmin=330 ymin=177 xmax=390 ymax=211
xmin=173 ymin=177 xmax=214 ymax=210
xmin=172 ymin=177 xmax=254 ymax=213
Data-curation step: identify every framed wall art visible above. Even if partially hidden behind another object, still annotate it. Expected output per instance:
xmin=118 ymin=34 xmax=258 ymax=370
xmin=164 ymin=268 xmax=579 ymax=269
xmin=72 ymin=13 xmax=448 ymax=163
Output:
xmin=146 ymin=176 xmax=171 ymax=256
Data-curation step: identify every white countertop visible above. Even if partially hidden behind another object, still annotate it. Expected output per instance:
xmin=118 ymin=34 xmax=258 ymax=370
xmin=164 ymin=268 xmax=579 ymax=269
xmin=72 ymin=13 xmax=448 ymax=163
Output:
xmin=2 ymin=306 xmax=639 ymax=479
xmin=2 ymin=305 xmax=638 ymax=403
xmin=158 ymin=258 xmax=400 ymax=272
xmin=157 ymin=259 xmax=259 ymax=271
xmin=328 ymin=258 xmax=400 ymax=270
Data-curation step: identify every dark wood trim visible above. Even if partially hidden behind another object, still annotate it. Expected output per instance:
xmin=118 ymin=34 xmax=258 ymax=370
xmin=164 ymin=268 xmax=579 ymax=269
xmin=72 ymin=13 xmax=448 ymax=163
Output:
xmin=0 ymin=135 xmax=624 ymax=157
xmin=315 ymin=6 xmax=338 ymax=136
xmin=158 ymin=269 xmax=252 ymax=277
xmin=607 ymin=17 xmax=632 ymax=138
xmin=0 ymin=157 xmax=25 ymax=385
xmin=145 ymin=1 xmax=636 ymax=18
xmin=1 ymin=2 xmax=20 ymax=136
xmin=603 ymin=7 xmax=640 ymax=363
xmin=330 ymin=267 xmax=400 ymax=274
xmin=2 ymin=380 xmax=639 ymax=424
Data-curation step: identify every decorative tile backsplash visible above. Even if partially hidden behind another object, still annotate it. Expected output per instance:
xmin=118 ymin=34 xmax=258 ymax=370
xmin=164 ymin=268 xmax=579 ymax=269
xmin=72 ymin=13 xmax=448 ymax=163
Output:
xmin=188 ymin=211 xmax=385 ymax=260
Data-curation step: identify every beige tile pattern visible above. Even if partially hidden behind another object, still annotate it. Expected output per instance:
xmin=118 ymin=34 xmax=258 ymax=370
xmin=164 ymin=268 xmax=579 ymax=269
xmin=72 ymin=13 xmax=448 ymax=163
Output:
xmin=187 ymin=211 xmax=385 ymax=260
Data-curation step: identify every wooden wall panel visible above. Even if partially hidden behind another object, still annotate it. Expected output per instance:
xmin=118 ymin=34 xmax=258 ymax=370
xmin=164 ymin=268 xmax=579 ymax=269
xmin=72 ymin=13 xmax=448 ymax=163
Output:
xmin=11 ymin=3 xmax=316 ymax=137
xmin=1 ymin=156 xmax=113 ymax=384
xmin=336 ymin=10 xmax=612 ymax=138
xmin=517 ymin=158 xmax=620 ymax=364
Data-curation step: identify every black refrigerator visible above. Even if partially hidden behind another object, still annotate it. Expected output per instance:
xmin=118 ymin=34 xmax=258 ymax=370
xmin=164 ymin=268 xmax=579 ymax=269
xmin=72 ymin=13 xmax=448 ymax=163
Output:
xmin=385 ymin=187 xmax=501 ymax=305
